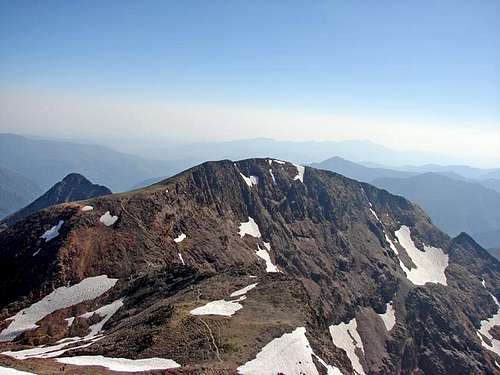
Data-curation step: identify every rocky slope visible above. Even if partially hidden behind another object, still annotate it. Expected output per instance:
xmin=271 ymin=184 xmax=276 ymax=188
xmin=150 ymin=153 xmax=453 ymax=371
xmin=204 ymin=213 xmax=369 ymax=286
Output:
xmin=1 ymin=173 xmax=111 ymax=227
xmin=0 ymin=159 xmax=498 ymax=374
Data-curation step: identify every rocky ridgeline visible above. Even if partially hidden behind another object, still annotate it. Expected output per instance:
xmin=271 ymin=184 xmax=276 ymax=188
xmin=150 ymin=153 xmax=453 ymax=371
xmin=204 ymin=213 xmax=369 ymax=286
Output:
xmin=0 ymin=158 xmax=498 ymax=374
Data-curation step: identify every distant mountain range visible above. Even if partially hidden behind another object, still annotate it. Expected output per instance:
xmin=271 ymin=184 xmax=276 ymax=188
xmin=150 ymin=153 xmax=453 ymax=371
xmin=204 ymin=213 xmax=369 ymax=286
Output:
xmin=108 ymin=137 xmax=461 ymax=167
xmin=0 ymin=167 xmax=41 ymax=219
xmin=1 ymin=173 xmax=111 ymax=227
xmin=0 ymin=134 xmax=191 ymax=192
xmin=314 ymin=156 xmax=500 ymax=252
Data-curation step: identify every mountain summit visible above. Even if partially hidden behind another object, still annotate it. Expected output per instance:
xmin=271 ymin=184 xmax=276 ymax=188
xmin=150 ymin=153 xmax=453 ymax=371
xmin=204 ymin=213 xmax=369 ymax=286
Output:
xmin=1 ymin=173 xmax=111 ymax=227
xmin=0 ymin=159 xmax=498 ymax=374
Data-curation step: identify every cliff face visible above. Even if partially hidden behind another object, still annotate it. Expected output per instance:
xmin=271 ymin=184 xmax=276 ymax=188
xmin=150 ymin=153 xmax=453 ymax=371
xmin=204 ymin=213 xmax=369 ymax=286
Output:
xmin=0 ymin=159 xmax=498 ymax=374
xmin=1 ymin=173 xmax=111 ymax=227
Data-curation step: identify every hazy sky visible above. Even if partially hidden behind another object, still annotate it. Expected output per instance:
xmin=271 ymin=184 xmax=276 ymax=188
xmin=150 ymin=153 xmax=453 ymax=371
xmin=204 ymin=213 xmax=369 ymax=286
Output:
xmin=1 ymin=1 xmax=499 ymax=165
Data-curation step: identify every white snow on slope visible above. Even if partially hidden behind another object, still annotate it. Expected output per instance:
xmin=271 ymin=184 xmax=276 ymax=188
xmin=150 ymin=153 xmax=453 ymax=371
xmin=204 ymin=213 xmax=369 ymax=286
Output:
xmin=41 ymin=220 xmax=64 ymax=242
xmin=81 ymin=299 xmax=124 ymax=339
xmin=0 ymin=365 xmax=36 ymax=374
xmin=256 ymin=243 xmax=279 ymax=273
xmin=329 ymin=318 xmax=365 ymax=375
xmin=57 ymin=355 xmax=180 ymax=372
xmin=65 ymin=317 xmax=75 ymax=327
xmin=268 ymin=159 xmax=285 ymax=165
xmin=394 ymin=226 xmax=448 ymax=286
xmin=293 ymin=164 xmax=305 ymax=183
xmin=178 ymin=253 xmax=185 ymax=265
xmin=369 ymin=208 xmax=380 ymax=222
xmin=269 ymin=169 xmax=276 ymax=184
xmin=237 ymin=327 xmax=343 ymax=375
xmin=174 ymin=233 xmax=186 ymax=243
xmin=230 ymin=283 xmax=258 ymax=298
xmin=385 ymin=234 xmax=399 ymax=256
xmin=0 ymin=275 xmax=118 ymax=341
xmin=81 ymin=206 xmax=94 ymax=212
xmin=240 ymin=173 xmax=258 ymax=187
xmin=239 ymin=217 xmax=261 ymax=238
xmin=191 ymin=281 xmax=258 ymax=317
xmin=2 ymin=337 xmax=100 ymax=360
xmin=99 ymin=211 xmax=118 ymax=226
xmin=190 ymin=298 xmax=244 ymax=316
xmin=378 ymin=302 xmax=396 ymax=331
xmin=477 ymin=287 xmax=500 ymax=356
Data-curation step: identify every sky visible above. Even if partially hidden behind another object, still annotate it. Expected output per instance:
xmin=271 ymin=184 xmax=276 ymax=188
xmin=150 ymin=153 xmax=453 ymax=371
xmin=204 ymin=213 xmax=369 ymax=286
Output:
xmin=0 ymin=0 xmax=499 ymax=165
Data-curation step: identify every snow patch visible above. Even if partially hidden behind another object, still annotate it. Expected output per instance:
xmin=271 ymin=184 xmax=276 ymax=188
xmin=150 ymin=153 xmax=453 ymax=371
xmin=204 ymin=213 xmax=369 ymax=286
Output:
xmin=240 ymin=173 xmax=259 ymax=187
xmin=394 ymin=226 xmax=449 ymax=286
xmin=2 ymin=337 xmax=101 ymax=360
xmin=477 ymin=293 xmax=500 ymax=356
xmin=99 ymin=211 xmax=118 ymax=226
xmin=178 ymin=252 xmax=185 ymax=265
xmin=230 ymin=283 xmax=258 ymax=298
xmin=378 ymin=302 xmax=396 ymax=331
xmin=269 ymin=169 xmax=276 ymax=184
xmin=81 ymin=206 xmax=94 ymax=212
xmin=191 ymin=281 xmax=257 ymax=317
xmin=0 ymin=365 xmax=36 ymax=374
xmin=0 ymin=275 xmax=118 ymax=341
xmin=40 ymin=220 xmax=64 ymax=242
xmin=293 ymin=164 xmax=305 ymax=183
xmin=256 ymin=243 xmax=279 ymax=273
xmin=174 ymin=233 xmax=186 ymax=243
xmin=56 ymin=355 xmax=180 ymax=372
xmin=65 ymin=317 xmax=75 ymax=327
xmin=80 ymin=299 xmax=124 ymax=339
xmin=190 ymin=299 xmax=244 ymax=316
xmin=329 ymin=318 xmax=365 ymax=375
xmin=237 ymin=327 xmax=342 ymax=375
xmin=269 ymin=159 xmax=286 ymax=165
xmin=239 ymin=217 xmax=261 ymax=238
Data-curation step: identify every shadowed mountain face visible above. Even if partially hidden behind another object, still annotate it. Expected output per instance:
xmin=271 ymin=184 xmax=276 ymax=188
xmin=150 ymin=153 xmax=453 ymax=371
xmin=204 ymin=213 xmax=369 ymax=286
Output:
xmin=0 ymin=159 xmax=498 ymax=374
xmin=1 ymin=173 xmax=111 ymax=227
xmin=0 ymin=167 xmax=41 ymax=219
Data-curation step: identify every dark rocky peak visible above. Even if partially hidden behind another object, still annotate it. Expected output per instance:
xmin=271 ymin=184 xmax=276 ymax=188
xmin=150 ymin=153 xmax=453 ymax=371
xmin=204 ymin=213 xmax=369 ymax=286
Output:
xmin=1 ymin=173 xmax=111 ymax=227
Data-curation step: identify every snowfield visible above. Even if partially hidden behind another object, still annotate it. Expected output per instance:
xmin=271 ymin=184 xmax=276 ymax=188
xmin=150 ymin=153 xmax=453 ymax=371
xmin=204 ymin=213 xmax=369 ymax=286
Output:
xmin=237 ymin=327 xmax=342 ymax=375
xmin=240 ymin=172 xmax=259 ymax=187
xmin=81 ymin=205 xmax=94 ymax=211
xmin=239 ymin=217 xmax=261 ymax=238
xmin=329 ymin=318 xmax=365 ymax=375
xmin=40 ymin=220 xmax=64 ymax=242
xmin=256 ymin=243 xmax=279 ymax=273
xmin=395 ymin=226 xmax=449 ymax=286
xmin=0 ymin=275 xmax=118 ymax=341
xmin=99 ymin=211 xmax=118 ymax=226
xmin=56 ymin=355 xmax=181 ymax=372
xmin=378 ymin=302 xmax=396 ymax=331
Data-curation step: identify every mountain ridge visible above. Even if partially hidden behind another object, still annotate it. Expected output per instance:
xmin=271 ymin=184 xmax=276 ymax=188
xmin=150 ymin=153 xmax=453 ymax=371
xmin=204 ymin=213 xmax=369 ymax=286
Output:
xmin=0 ymin=158 xmax=498 ymax=374
xmin=1 ymin=173 xmax=112 ymax=228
